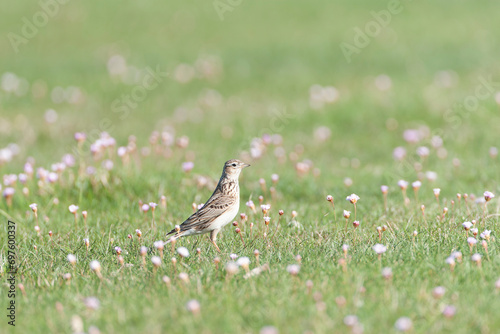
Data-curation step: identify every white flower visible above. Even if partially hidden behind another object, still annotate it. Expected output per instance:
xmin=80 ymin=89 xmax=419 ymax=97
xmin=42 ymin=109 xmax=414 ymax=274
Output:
xmin=426 ymin=171 xmax=438 ymax=181
xmin=261 ymin=204 xmax=271 ymax=212
xmin=286 ymin=264 xmax=300 ymax=275
xmin=346 ymin=193 xmax=360 ymax=204
xmin=343 ymin=315 xmax=359 ymax=327
xmin=432 ymin=286 xmax=445 ymax=299
xmin=394 ymin=317 xmax=413 ymax=332
xmin=230 ymin=253 xmax=238 ymax=261
xmin=380 ymin=185 xmax=389 ymax=194
xmin=140 ymin=246 xmax=148 ymax=256
xmin=471 ymin=253 xmax=482 ymax=263
xmin=186 ymin=299 xmax=201 ymax=315
xmin=151 ymin=256 xmax=162 ymax=267
xmin=89 ymin=260 xmax=101 ymax=271
xmin=343 ymin=210 xmax=351 ymax=219
xmin=397 ymin=180 xmax=408 ymax=190
xmin=411 ymin=181 xmax=421 ymax=189
xmin=29 ymin=203 xmax=37 ymax=211
xmin=177 ymin=247 xmax=189 ymax=258
xmin=475 ymin=197 xmax=486 ymax=204
xmin=236 ymin=257 xmax=250 ymax=268
xmin=117 ymin=146 xmax=127 ymax=157
xmin=83 ymin=297 xmax=100 ymax=310
xmin=451 ymin=251 xmax=462 ymax=261
xmin=67 ymin=254 xmax=76 ymax=264
xmin=445 ymin=257 xmax=455 ymax=266
xmin=225 ymin=262 xmax=239 ymax=275
xmin=154 ymin=241 xmax=164 ymax=250
xmin=68 ymin=204 xmax=79 ymax=214
xmin=381 ymin=267 xmax=393 ymax=280
xmin=342 ymin=244 xmax=349 ymax=252
xmin=372 ymin=244 xmax=387 ymax=255
xmin=480 ymin=230 xmax=491 ymax=240
xmin=416 ymin=146 xmax=430 ymax=157
xmin=343 ymin=177 xmax=353 ymax=187
xmin=462 ymin=222 xmax=472 ymax=230
xmin=433 ymin=188 xmax=441 ymax=196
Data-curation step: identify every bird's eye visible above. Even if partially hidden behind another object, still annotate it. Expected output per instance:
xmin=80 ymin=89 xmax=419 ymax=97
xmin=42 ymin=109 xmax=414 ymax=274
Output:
xmin=231 ymin=163 xmax=237 ymax=167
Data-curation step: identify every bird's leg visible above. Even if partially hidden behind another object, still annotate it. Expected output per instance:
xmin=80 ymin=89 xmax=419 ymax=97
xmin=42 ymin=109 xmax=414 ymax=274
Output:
xmin=210 ymin=229 xmax=221 ymax=253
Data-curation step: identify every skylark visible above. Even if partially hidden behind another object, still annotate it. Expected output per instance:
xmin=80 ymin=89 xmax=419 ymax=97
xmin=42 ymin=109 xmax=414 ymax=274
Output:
xmin=166 ymin=159 xmax=250 ymax=252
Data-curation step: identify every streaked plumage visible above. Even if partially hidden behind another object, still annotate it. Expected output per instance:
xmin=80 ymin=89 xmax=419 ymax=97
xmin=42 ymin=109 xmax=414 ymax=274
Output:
xmin=166 ymin=159 xmax=250 ymax=252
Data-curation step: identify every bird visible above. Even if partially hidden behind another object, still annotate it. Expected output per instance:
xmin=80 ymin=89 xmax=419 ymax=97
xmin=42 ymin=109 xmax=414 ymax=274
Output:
xmin=166 ymin=159 xmax=250 ymax=252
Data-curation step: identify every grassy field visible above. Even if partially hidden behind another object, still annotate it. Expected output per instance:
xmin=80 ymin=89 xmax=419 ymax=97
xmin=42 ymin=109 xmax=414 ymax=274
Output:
xmin=1 ymin=0 xmax=500 ymax=333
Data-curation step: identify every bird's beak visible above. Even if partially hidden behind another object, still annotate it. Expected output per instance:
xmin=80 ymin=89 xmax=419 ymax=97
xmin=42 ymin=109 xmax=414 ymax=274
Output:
xmin=243 ymin=163 xmax=251 ymax=168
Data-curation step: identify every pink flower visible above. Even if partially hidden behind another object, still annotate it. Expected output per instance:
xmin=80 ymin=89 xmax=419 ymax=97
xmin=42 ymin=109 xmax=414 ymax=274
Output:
xmin=467 ymin=237 xmax=477 ymax=246
xmin=74 ymin=132 xmax=86 ymax=142
xmin=484 ymin=191 xmax=495 ymax=202
xmin=372 ymin=244 xmax=387 ymax=254
xmin=403 ymin=129 xmax=421 ymax=143
xmin=346 ymin=194 xmax=360 ymax=204
xmin=462 ymin=222 xmax=472 ymax=230
xmin=286 ymin=264 xmax=300 ymax=276
xmin=416 ymin=146 xmax=430 ymax=158
xmin=393 ymin=147 xmax=406 ymax=161
xmin=442 ymin=305 xmax=456 ymax=318
xmin=182 ymin=161 xmax=194 ymax=173
xmin=397 ymin=180 xmax=408 ymax=190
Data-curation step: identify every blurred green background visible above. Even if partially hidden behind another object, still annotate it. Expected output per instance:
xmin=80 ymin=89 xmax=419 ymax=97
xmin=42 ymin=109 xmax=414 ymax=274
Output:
xmin=1 ymin=0 xmax=499 ymax=174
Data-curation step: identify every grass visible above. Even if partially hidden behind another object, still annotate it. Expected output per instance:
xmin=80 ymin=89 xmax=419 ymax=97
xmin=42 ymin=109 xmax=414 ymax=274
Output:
xmin=1 ymin=0 xmax=500 ymax=333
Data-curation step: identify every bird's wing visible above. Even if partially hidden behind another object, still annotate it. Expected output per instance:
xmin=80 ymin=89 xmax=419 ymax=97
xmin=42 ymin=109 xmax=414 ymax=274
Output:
xmin=167 ymin=189 xmax=237 ymax=235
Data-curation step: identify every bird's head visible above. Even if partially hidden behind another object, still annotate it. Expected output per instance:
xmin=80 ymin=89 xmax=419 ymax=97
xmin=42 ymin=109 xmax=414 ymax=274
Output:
xmin=222 ymin=159 xmax=250 ymax=178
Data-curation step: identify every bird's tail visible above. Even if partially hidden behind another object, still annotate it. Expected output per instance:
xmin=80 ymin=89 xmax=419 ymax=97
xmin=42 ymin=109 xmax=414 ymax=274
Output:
xmin=165 ymin=229 xmax=185 ymax=243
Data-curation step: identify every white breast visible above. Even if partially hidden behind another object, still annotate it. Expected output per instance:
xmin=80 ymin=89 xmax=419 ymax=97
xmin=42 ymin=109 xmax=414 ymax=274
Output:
xmin=211 ymin=199 xmax=240 ymax=231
